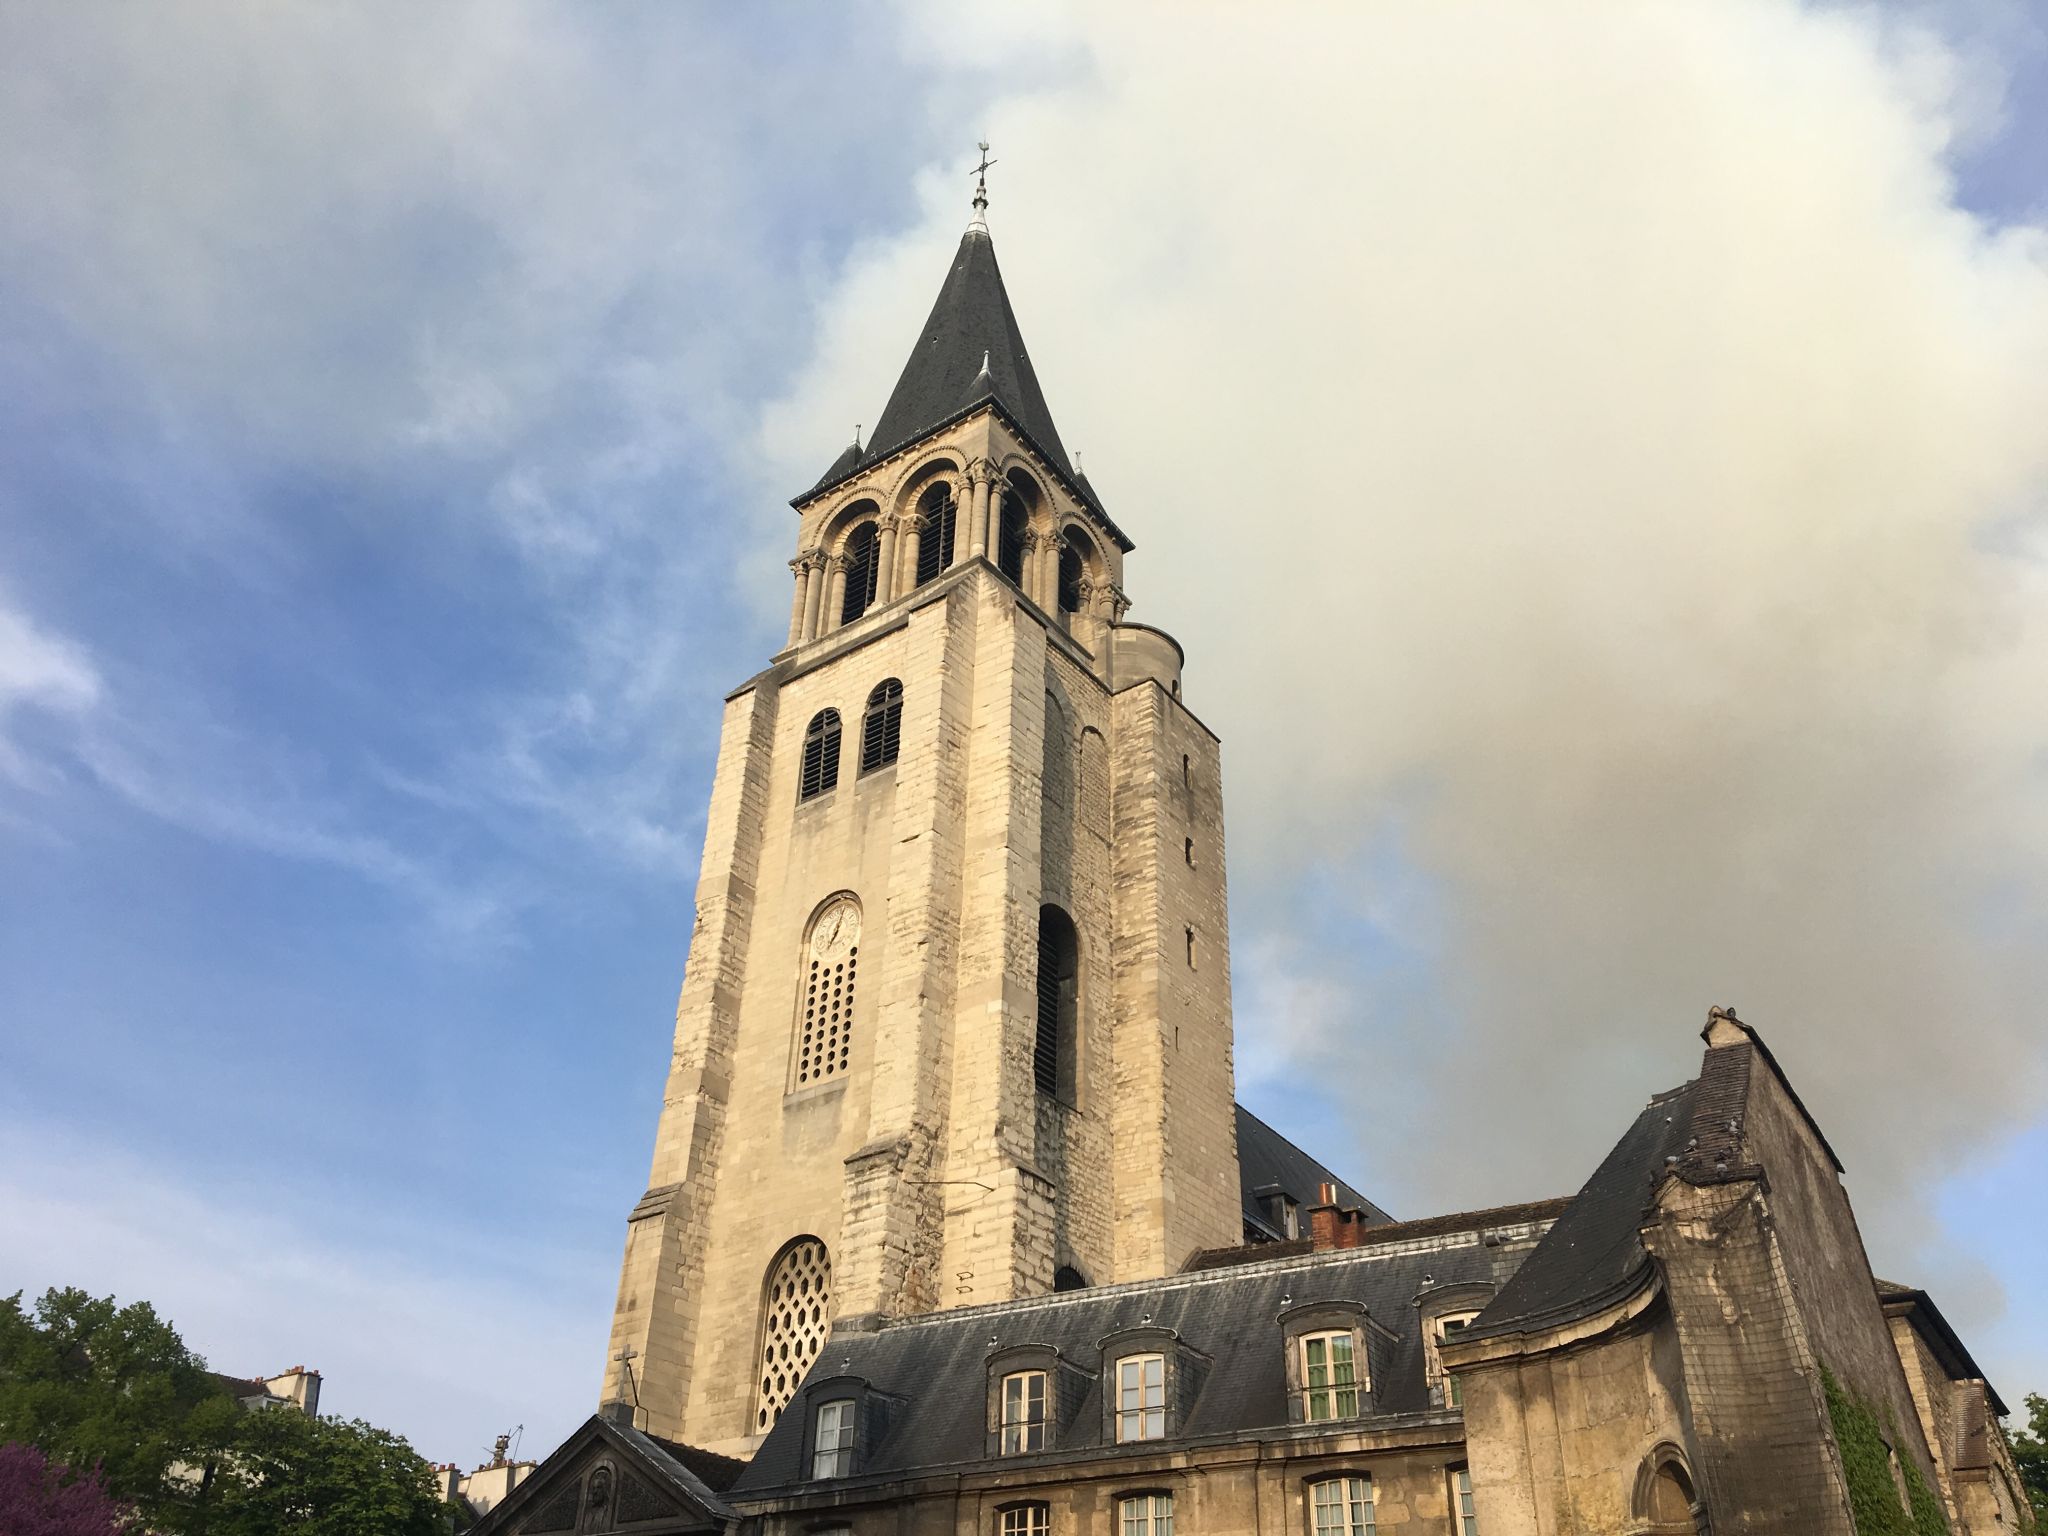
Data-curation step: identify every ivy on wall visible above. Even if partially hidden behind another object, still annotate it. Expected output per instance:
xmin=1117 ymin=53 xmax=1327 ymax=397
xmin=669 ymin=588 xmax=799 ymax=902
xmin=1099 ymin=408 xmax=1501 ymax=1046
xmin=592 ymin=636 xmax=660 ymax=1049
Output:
xmin=1821 ymin=1363 xmax=1951 ymax=1536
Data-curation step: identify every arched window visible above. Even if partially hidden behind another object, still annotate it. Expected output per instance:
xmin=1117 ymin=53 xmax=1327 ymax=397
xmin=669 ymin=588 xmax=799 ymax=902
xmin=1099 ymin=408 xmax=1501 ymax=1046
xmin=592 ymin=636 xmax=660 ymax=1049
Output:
xmin=799 ymin=710 xmax=841 ymax=802
xmin=794 ymin=895 xmax=859 ymax=1089
xmin=840 ymin=522 xmax=880 ymax=625
xmin=860 ymin=678 xmax=903 ymax=772
xmin=1035 ymin=905 xmax=1078 ymax=1099
xmin=1057 ymin=538 xmax=1084 ymax=614
xmin=998 ymin=491 xmax=1029 ymax=584
xmin=754 ymin=1236 xmax=833 ymax=1431
xmin=1634 ymin=1447 xmax=1703 ymax=1533
xmin=1053 ymin=1265 xmax=1090 ymax=1293
xmin=915 ymin=482 xmax=957 ymax=585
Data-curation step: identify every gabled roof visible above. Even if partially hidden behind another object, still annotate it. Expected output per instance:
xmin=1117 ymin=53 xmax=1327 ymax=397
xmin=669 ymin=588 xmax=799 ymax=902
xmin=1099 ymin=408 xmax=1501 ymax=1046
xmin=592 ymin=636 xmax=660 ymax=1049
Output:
xmin=466 ymin=1412 xmax=738 ymax=1536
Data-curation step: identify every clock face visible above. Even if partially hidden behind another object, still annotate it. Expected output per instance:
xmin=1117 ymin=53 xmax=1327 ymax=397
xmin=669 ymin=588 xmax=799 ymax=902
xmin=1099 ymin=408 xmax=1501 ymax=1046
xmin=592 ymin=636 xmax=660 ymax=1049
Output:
xmin=810 ymin=900 xmax=861 ymax=961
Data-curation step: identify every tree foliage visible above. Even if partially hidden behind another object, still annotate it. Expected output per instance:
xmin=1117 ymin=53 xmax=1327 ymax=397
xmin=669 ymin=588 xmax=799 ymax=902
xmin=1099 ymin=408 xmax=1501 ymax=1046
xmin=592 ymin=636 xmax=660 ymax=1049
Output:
xmin=2010 ymin=1393 xmax=2048 ymax=1523
xmin=0 ymin=1287 xmax=452 ymax=1535
xmin=0 ymin=1442 xmax=136 ymax=1536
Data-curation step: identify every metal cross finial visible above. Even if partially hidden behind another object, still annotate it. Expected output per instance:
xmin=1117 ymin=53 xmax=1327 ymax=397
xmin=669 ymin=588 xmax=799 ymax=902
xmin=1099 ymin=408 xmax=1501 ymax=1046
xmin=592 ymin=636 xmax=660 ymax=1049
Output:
xmin=973 ymin=140 xmax=996 ymax=210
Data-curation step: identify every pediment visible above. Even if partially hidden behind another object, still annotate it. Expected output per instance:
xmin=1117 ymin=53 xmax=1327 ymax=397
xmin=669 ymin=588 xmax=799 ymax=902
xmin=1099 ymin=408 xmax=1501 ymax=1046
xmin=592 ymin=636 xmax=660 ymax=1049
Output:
xmin=470 ymin=1414 xmax=737 ymax=1536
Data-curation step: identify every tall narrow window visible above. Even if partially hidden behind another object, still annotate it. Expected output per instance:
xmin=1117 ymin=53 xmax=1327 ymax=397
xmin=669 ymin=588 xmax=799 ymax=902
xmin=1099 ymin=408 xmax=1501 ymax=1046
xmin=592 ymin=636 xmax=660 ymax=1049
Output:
xmin=1184 ymin=837 xmax=1195 ymax=867
xmin=1000 ymin=1371 xmax=1048 ymax=1454
xmin=795 ymin=896 xmax=859 ymax=1088
xmin=799 ymin=710 xmax=841 ymax=802
xmin=1057 ymin=538 xmax=1083 ymax=613
xmin=1436 ymin=1314 xmax=1476 ymax=1407
xmin=1449 ymin=1469 xmax=1477 ymax=1536
xmin=860 ymin=678 xmax=903 ymax=772
xmin=754 ymin=1238 xmax=833 ymax=1431
xmin=1035 ymin=906 xmax=1078 ymax=1099
xmin=915 ymin=483 xmax=957 ymax=585
xmin=1116 ymin=1354 xmax=1166 ymax=1442
xmin=1310 ymin=1478 xmax=1376 ymax=1536
xmin=812 ymin=1398 xmax=854 ymax=1479
xmin=1119 ymin=1494 xmax=1173 ymax=1536
xmin=1185 ymin=926 xmax=1197 ymax=969
xmin=840 ymin=522 xmax=880 ymax=625
xmin=1301 ymin=1331 xmax=1360 ymax=1421
xmin=1426 ymin=1310 xmax=1481 ymax=1408
xmin=998 ymin=491 xmax=1028 ymax=584
xmin=1000 ymin=1506 xmax=1050 ymax=1536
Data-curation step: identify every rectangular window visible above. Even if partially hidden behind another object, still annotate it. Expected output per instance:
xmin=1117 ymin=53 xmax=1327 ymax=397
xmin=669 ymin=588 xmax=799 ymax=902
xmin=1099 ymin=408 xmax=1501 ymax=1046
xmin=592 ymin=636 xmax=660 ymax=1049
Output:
xmin=1310 ymin=1477 xmax=1376 ymax=1536
xmin=1000 ymin=1506 xmax=1049 ymax=1536
xmin=1000 ymin=1370 xmax=1048 ymax=1454
xmin=1116 ymin=1354 xmax=1167 ymax=1442
xmin=1120 ymin=1494 xmax=1173 ymax=1536
xmin=1301 ymin=1331 xmax=1360 ymax=1421
xmin=1450 ymin=1468 xmax=1477 ymax=1536
xmin=812 ymin=1398 xmax=854 ymax=1479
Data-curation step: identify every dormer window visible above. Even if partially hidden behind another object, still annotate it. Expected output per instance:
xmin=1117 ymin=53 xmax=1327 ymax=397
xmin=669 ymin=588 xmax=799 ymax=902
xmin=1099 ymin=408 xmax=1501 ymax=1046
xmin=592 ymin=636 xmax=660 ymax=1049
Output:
xmin=812 ymin=1398 xmax=855 ymax=1479
xmin=1300 ymin=1331 xmax=1360 ymax=1421
xmin=1432 ymin=1313 xmax=1478 ymax=1407
xmin=1279 ymin=1300 xmax=1372 ymax=1426
xmin=1115 ymin=1353 xmax=1166 ymax=1442
xmin=1000 ymin=1370 xmax=1047 ymax=1453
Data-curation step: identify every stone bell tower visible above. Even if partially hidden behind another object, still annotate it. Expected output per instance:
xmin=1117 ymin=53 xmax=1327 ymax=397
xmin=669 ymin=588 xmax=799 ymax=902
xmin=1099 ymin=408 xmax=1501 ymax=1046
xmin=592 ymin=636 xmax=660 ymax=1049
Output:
xmin=602 ymin=169 xmax=1241 ymax=1454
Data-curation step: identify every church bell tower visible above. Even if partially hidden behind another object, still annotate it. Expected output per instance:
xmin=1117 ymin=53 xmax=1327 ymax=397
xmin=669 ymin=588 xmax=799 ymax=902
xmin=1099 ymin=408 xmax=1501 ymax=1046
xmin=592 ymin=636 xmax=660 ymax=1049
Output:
xmin=603 ymin=168 xmax=1242 ymax=1454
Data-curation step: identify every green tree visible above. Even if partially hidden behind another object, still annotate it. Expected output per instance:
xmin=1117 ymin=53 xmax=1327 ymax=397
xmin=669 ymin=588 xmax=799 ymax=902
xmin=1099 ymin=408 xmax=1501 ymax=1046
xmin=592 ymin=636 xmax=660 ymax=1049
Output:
xmin=2011 ymin=1393 xmax=2048 ymax=1523
xmin=0 ymin=1288 xmax=217 ymax=1504
xmin=183 ymin=1403 xmax=450 ymax=1536
xmin=1 ymin=1286 xmax=453 ymax=1534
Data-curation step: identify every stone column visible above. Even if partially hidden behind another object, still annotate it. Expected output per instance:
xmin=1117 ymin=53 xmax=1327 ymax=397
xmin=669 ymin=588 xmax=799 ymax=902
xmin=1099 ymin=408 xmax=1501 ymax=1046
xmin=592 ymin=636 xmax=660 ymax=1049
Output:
xmin=1038 ymin=527 xmax=1062 ymax=613
xmin=787 ymin=557 xmax=812 ymax=648
xmin=876 ymin=517 xmax=901 ymax=604
xmin=799 ymin=550 xmax=826 ymax=642
xmin=822 ymin=554 xmax=847 ymax=634
xmin=1016 ymin=530 xmax=1040 ymax=605
xmin=901 ymin=516 xmax=924 ymax=593
xmin=968 ymin=463 xmax=994 ymax=561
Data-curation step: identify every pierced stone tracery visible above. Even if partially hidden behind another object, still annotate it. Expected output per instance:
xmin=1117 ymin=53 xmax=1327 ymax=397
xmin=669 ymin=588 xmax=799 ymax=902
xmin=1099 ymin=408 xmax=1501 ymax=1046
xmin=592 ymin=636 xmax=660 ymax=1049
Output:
xmin=755 ymin=1238 xmax=834 ymax=1431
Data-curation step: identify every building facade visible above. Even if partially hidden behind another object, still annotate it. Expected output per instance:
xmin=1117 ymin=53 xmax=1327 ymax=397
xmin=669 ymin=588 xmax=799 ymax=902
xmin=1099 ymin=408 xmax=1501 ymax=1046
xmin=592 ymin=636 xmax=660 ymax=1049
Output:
xmin=477 ymin=188 xmax=2033 ymax=1535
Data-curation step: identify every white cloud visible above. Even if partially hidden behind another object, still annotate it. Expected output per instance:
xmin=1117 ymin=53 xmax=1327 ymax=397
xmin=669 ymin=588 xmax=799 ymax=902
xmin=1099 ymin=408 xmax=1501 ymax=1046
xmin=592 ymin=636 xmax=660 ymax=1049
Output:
xmin=769 ymin=0 xmax=2048 ymax=1281
xmin=0 ymin=600 xmax=102 ymax=791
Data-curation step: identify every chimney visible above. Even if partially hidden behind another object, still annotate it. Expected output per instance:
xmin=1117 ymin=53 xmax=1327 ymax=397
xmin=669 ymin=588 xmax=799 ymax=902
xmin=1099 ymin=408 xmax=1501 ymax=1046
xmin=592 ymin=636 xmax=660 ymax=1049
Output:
xmin=1308 ymin=1183 xmax=1369 ymax=1251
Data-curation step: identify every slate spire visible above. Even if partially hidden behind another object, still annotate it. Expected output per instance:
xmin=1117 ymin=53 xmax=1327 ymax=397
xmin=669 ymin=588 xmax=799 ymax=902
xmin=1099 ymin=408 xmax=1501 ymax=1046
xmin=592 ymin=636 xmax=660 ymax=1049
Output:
xmin=802 ymin=174 xmax=1073 ymax=501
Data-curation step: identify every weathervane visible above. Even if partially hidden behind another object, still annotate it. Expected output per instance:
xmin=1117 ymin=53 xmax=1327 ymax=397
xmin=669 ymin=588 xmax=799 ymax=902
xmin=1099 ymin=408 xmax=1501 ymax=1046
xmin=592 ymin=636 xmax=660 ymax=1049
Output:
xmin=972 ymin=140 xmax=996 ymax=216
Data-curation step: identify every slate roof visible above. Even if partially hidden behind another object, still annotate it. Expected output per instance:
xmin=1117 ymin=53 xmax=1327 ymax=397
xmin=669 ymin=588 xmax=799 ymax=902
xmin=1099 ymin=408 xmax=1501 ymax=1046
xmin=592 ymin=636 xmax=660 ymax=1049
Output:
xmin=1461 ymin=1080 xmax=1701 ymax=1343
xmin=467 ymin=1414 xmax=738 ymax=1536
xmin=733 ymin=1210 xmax=1553 ymax=1495
xmin=1235 ymin=1103 xmax=1391 ymax=1239
xmin=1875 ymin=1279 xmax=2007 ymax=1416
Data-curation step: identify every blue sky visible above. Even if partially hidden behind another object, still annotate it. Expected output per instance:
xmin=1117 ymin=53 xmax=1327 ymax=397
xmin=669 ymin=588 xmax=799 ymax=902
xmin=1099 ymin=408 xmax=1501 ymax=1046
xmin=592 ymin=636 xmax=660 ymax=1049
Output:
xmin=4 ymin=2 xmax=2047 ymax=1467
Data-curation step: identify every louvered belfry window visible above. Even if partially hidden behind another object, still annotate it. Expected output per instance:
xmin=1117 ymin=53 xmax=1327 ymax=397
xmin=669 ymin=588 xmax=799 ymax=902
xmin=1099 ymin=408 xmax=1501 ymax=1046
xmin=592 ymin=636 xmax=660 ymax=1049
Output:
xmin=1035 ymin=905 xmax=1077 ymax=1098
xmin=860 ymin=678 xmax=903 ymax=772
xmin=915 ymin=483 xmax=956 ymax=585
xmin=799 ymin=710 xmax=841 ymax=802
xmin=754 ymin=1237 xmax=833 ymax=1431
xmin=998 ymin=491 xmax=1028 ymax=584
xmin=840 ymin=522 xmax=880 ymax=625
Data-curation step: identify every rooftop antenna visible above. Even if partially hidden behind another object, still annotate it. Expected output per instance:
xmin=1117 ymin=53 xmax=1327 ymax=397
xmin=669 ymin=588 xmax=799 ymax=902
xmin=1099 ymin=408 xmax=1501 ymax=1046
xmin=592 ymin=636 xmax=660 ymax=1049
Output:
xmin=969 ymin=140 xmax=996 ymax=232
xmin=853 ymin=423 xmax=862 ymax=449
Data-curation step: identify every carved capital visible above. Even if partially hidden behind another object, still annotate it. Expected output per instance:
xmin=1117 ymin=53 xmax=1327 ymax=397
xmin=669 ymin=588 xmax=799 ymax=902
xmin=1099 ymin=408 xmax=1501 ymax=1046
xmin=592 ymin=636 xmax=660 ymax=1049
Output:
xmin=1108 ymin=583 xmax=1132 ymax=621
xmin=824 ymin=552 xmax=850 ymax=574
xmin=1019 ymin=529 xmax=1044 ymax=554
